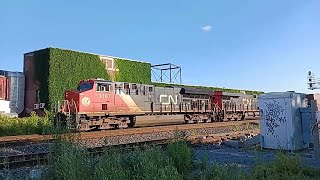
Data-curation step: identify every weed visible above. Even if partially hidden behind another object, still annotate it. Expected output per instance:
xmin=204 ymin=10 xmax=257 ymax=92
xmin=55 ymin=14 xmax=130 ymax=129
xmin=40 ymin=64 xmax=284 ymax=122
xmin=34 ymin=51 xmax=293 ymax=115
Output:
xmin=251 ymin=152 xmax=320 ymax=180
xmin=0 ymin=111 xmax=53 ymax=136
xmin=44 ymin=140 xmax=92 ymax=180
xmin=94 ymin=149 xmax=130 ymax=180
xmin=167 ymin=141 xmax=193 ymax=176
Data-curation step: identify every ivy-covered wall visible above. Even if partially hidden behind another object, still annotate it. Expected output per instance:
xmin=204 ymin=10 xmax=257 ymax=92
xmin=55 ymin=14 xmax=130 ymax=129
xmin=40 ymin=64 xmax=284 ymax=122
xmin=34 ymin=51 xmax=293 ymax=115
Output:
xmin=114 ymin=58 xmax=151 ymax=84
xmin=33 ymin=48 xmax=50 ymax=108
xmin=33 ymin=48 xmax=109 ymax=109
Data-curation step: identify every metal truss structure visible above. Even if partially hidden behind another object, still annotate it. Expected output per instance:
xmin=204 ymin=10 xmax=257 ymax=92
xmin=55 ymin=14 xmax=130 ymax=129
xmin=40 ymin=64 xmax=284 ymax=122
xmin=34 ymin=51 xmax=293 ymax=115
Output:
xmin=151 ymin=63 xmax=182 ymax=84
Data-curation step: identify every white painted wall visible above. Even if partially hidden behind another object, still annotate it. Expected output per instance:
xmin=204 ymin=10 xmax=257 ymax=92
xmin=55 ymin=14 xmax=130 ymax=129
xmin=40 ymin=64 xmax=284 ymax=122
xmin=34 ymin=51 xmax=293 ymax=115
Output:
xmin=0 ymin=100 xmax=11 ymax=114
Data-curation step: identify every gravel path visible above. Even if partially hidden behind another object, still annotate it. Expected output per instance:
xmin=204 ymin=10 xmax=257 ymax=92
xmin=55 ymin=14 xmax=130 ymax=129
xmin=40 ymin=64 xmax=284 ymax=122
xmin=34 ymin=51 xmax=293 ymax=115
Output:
xmin=0 ymin=143 xmax=53 ymax=157
xmin=194 ymin=145 xmax=320 ymax=170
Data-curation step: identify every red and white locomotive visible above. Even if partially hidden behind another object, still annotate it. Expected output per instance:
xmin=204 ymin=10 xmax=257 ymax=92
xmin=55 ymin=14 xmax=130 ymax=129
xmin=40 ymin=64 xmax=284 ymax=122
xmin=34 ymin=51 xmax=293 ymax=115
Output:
xmin=56 ymin=78 xmax=259 ymax=131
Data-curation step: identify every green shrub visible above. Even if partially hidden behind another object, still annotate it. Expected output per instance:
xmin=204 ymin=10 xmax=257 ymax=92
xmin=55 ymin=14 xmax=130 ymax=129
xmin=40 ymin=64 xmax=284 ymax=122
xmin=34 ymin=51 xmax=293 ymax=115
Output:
xmin=44 ymin=143 xmax=181 ymax=180
xmin=44 ymin=140 xmax=92 ymax=180
xmin=94 ymin=149 xmax=130 ymax=180
xmin=251 ymin=152 xmax=320 ymax=180
xmin=39 ymin=140 xmax=320 ymax=180
xmin=0 ymin=112 xmax=52 ymax=136
xmin=129 ymin=147 xmax=182 ymax=180
xmin=167 ymin=141 xmax=193 ymax=176
xmin=194 ymin=154 xmax=246 ymax=180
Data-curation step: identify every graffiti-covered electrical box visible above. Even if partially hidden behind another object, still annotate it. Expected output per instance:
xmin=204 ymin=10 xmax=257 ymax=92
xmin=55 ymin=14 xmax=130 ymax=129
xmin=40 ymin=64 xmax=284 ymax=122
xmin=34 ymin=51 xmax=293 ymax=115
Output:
xmin=259 ymin=92 xmax=309 ymax=151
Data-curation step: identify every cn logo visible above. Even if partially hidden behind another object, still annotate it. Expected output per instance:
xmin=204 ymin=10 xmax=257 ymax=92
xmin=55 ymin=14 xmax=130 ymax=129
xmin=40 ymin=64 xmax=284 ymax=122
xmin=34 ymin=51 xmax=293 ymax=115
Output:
xmin=242 ymin=98 xmax=252 ymax=106
xmin=159 ymin=95 xmax=178 ymax=105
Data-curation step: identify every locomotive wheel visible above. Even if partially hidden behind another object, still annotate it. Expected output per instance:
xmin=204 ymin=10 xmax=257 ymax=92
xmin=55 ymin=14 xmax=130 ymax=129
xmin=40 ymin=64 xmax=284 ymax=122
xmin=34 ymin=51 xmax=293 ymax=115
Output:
xmin=128 ymin=116 xmax=136 ymax=128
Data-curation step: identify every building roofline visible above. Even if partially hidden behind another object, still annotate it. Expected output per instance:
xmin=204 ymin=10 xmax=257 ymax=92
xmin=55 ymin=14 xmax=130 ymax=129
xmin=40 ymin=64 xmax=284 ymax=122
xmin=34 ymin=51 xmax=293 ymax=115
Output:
xmin=23 ymin=47 xmax=150 ymax=64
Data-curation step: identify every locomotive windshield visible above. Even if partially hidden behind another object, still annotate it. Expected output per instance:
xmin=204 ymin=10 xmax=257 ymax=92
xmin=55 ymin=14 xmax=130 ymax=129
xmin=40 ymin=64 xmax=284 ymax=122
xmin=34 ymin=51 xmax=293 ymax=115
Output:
xmin=77 ymin=82 xmax=93 ymax=92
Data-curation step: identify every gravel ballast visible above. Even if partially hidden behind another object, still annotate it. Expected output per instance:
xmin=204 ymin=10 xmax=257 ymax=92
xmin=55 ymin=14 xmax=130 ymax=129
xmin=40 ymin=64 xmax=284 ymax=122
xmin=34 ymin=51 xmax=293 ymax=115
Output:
xmin=0 ymin=123 xmax=258 ymax=156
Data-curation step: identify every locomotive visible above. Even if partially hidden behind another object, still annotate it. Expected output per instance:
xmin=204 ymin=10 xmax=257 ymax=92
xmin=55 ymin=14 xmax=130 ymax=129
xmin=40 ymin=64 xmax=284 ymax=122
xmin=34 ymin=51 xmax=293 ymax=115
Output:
xmin=55 ymin=78 xmax=259 ymax=131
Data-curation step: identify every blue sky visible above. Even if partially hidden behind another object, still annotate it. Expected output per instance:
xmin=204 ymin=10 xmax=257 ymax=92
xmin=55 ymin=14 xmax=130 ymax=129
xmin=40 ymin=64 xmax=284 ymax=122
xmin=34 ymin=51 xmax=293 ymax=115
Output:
xmin=0 ymin=0 xmax=319 ymax=93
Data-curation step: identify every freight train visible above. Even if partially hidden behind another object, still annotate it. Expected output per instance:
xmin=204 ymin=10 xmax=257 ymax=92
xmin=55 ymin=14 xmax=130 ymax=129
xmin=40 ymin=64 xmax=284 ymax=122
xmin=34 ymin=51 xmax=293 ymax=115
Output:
xmin=55 ymin=78 xmax=259 ymax=131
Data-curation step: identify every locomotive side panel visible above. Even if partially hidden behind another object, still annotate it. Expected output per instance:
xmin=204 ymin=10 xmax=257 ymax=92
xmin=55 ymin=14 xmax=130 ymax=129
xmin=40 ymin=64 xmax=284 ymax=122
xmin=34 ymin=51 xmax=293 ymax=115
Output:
xmin=123 ymin=83 xmax=155 ymax=112
xmin=221 ymin=92 xmax=259 ymax=120
xmin=152 ymin=86 xmax=182 ymax=113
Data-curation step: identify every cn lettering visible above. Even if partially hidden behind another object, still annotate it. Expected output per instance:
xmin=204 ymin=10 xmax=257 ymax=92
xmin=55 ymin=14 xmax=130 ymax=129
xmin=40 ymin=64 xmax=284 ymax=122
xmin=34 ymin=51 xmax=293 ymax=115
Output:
xmin=159 ymin=95 xmax=178 ymax=105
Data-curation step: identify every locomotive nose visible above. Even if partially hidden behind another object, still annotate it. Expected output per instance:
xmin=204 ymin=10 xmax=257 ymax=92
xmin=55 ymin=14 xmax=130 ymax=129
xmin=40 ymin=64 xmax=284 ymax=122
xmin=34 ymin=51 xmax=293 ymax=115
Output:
xmin=62 ymin=90 xmax=80 ymax=112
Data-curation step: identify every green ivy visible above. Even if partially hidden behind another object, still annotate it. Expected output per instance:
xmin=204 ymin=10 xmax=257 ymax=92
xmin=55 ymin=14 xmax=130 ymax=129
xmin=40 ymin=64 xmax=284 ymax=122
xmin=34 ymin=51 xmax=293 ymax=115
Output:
xmin=33 ymin=48 xmax=50 ymax=106
xmin=114 ymin=58 xmax=151 ymax=84
xmin=48 ymin=48 xmax=109 ymax=109
xmin=33 ymin=48 xmax=110 ymax=109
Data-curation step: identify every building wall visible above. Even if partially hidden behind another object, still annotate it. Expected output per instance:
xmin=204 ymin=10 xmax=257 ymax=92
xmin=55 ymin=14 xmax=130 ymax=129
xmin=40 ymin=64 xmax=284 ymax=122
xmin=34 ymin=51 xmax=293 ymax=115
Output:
xmin=24 ymin=53 xmax=39 ymax=114
xmin=0 ymin=76 xmax=7 ymax=100
xmin=312 ymin=94 xmax=320 ymax=111
xmin=0 ymin=100 xmax=10 ymax=114
xmin=0 ymin=70 xmax=25 ymax=115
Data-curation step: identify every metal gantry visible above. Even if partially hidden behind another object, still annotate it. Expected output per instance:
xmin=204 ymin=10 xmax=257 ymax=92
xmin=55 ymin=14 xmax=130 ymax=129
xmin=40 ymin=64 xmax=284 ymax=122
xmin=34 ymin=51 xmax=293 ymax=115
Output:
xmin=151 ymin=63 xmax=182 ymax=84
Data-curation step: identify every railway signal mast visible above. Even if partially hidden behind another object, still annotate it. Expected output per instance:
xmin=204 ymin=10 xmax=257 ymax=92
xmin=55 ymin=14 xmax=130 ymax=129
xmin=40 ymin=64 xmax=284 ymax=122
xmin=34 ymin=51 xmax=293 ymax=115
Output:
xmin=307 ymin=71 xmax=320 ymax=90
xmin=307 ymin=71 xmax=320 ymax=160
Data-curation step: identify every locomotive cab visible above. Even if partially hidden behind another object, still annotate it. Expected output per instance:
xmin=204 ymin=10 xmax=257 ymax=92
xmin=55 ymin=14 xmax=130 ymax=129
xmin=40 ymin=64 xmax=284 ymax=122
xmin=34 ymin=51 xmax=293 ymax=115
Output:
xmin=62 ymin=80 xmax=95 ymax=114
xmin=59 ymin=79 xmax=136 ymax=131
xmin=63 ymin=79 xmax=117 ymax=116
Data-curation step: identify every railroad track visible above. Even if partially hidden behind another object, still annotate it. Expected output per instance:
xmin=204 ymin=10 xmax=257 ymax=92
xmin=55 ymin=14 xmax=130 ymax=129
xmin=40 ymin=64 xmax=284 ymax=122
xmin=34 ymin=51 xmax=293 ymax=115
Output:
xmin=0 ymin=120 xmax=259 ymax=169
xmin=0 ymin=139 xmax=169 ymax=169
xmin=0 ymin=129 xmax=259 ymax=169
xmin=0 ymin=119 xmax=259 ymax=148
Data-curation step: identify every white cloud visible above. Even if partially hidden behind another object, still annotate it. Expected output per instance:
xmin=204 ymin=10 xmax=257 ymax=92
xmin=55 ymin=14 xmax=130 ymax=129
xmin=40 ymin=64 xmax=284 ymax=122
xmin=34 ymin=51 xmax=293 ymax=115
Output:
xmin=201 ymin=25 xmax=212 ymax=32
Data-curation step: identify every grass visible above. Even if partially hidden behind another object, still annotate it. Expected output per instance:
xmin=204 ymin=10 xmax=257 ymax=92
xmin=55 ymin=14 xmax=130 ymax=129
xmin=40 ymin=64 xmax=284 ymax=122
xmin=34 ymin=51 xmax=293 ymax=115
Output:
xmin=0 ymin=111 xmax=54 ymax=136
xmin=44 ymin=138 xmax=184 ymax=180
xmin=40 ymin=131 xmax=320 ymax=180
xmin=2 ymin=133 xmax=320 ymax=180
xmin=167 ymin=141 xmax=193 ymax=176
xmin=0 ymin=110 xmax=71 ymax=137
xmin=251 ymin=152 xmax=320 ymax=180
